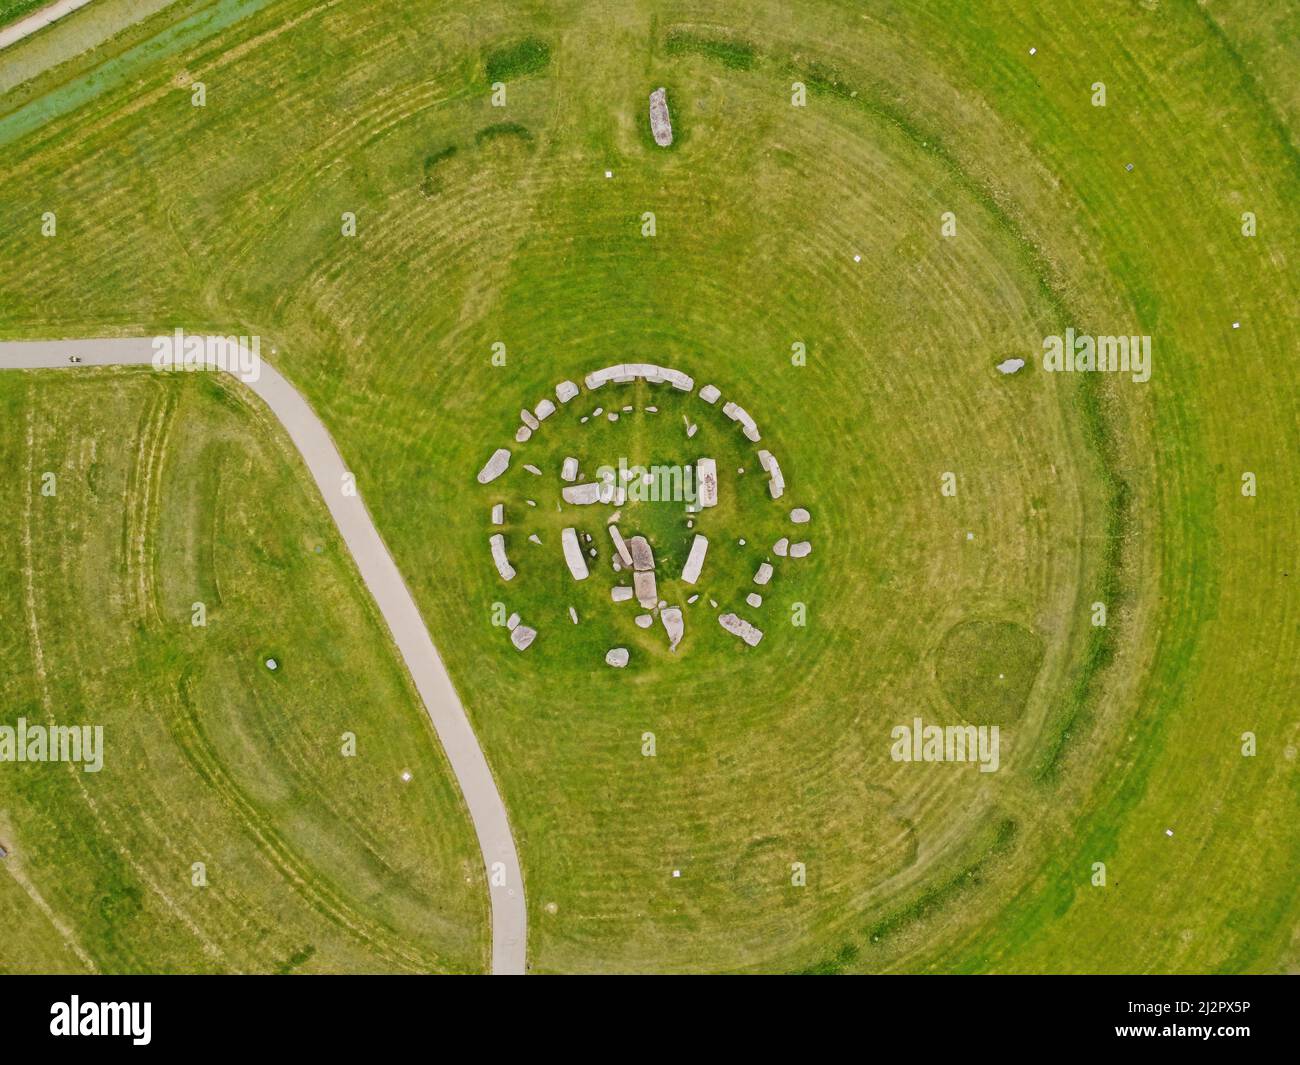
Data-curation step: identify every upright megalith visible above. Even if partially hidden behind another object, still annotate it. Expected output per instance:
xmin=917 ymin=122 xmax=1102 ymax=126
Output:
xmin=629 ymin=535 xmax=655 ymax=572
xmin=696 ymin=458 xmax=718 ymax=508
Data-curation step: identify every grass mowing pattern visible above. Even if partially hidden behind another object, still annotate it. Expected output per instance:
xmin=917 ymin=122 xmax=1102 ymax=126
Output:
xmin=0 ymin=0 xmax=1297 ymax=974
xmin=0 ymin=371 xmax=486 ymax=973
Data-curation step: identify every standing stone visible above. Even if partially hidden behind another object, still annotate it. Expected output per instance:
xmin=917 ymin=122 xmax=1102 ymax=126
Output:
xmin=629 ymin=535 xmax=655 ymax=571
xmin=696 ymin=458 xmax=718 ymax=508
xmin=605 ymin=647 xmax=630 ymax=667
xmin=511 ymin=625 xmax=537 ymax=651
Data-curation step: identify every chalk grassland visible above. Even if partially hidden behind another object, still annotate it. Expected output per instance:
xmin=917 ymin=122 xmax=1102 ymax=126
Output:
xmin=0 ymin=371 xmax=487 ymax=973
xmin=0 ymin=0 xmax=1297 ymax=973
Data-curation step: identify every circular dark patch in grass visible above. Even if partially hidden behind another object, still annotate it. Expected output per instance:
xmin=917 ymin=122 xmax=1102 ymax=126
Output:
xmin=935 ymin=619 xmax=1043 ymax=725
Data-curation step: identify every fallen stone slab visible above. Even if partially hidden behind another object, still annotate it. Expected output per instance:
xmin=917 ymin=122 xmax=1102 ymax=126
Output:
xmin=511 ymin=625 xmax=537 ymax=650
xmin=696 ymin=458 xmax=718 ymax=508
xmin=611 ymin=585 xmax=634 ymax=602
xmin=555 ymin=380 xmax=579 ymax=403
xmin=996 ymin=357 xmax=1025 ymax=375
xmin=563 ymin=482 xmax=602 ymax=505
xmin=606 ymin=647 xmax=629 ymax=667
xmin=629 ymin=535 xmax=655 ymax=571
xmin=634 ymin=569 xmax=658 ymax=607
xmin=561 ymin=527 xmax=590 ymax=580
xmin=790 ymin=540 xmax=812 ymax=558
xmin=753 ymin=562 xmax=773 ymax=585
xmin=791 ymin=507 xmax=810 ymax=523
xmin=660 ymin=606 xmax=684 ymax=652
xmin=649 ymin=88 xmax=673 ymax=146
xmin=492 ymin=503 xmax=504 ymax=525
xmin=569 ymin=606 xmax=579 ymax=624
xmin=523 ymin=463 xmax=542 ymax=476
xmin=718 ymin=612 xmax=763 ymax=647
xmin=681 ymin=533 xmax=709 ymax=584
xmin=528 ymin=533 xmax=541 ymax=545
xmin=490 ymin=533 xmax=516 ymax=580
xmin=608 ymin=525 xmax=634 ymax=567
xmin=477 ymin=448 xmax=511 ymax=484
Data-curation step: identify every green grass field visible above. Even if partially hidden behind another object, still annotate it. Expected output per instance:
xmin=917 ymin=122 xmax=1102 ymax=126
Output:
xmin=1 ymin=0 xmax=1297 ymax=974
xmin=0 ymin=370 xmax=486 ymax=973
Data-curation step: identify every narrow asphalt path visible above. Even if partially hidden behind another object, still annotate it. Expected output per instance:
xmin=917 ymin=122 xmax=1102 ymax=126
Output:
xmin=0 ymin=0 xmax=95 ymax=51
xmin=0 ymin=336 xmax=527 ymax=975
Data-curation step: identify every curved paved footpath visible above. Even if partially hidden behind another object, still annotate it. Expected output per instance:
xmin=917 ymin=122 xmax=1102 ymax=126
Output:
xmin=0 ymin=337 xmax=527 ymax=975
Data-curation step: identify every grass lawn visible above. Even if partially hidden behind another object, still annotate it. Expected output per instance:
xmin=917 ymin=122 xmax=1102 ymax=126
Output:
xmin=1 ymin=0 xmax=1297 ymax=973
xmin=0 ymin=370 xmax=487 ymax=973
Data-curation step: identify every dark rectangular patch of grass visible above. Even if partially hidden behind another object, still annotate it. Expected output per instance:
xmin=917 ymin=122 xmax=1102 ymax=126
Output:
xmin=664 ymin=29 xmax=757 ymax=70
xmin=484 ymin=37 xmax=550 ymax=83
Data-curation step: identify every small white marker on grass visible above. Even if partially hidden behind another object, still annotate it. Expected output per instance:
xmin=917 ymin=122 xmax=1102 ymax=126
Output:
xmin=401 ymin=770 xmax=413 ymax=783
xmin=605 ymin=170 xmax=613 ymax=179
xmin=1029 ymin=47 xmax=1037 ymax=56
xmin=966 ymin=531 xmax=974 ymax=541
xmin=672 ymin=869 xmax=680 ymax=878
xmin=853 ymin=253 xmax=862 ymax=262
xmin=265 ymin=658 xmax=278 ymax=671
xmin=1232 ymin=321 xmax=1241 ymax=329
xmin=1165 ymin=828 xmax=1174 ymax=837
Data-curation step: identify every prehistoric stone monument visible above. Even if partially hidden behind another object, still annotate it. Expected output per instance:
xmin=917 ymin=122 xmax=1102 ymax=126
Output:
xmin=476 ymin=362 xmax=812 ymax=662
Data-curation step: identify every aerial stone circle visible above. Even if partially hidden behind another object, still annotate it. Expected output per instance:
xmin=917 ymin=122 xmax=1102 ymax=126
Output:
xmin=476 ymin=363 xmax=814 ymax=665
